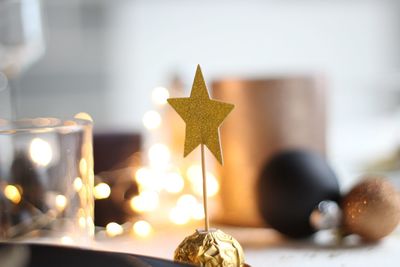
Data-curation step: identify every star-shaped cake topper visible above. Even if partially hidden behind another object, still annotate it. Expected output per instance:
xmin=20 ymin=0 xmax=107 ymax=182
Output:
xmin=170 ymin=66 xmax=245 ymax=265
xmin=167 ymin=65 xmax=234 ymax=165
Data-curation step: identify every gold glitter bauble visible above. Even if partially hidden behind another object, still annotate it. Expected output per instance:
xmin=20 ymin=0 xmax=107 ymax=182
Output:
xmin=174 ymin=229 xmax=245 ymax=267
xmin=342 ymin=177 xmax=400 ymax=241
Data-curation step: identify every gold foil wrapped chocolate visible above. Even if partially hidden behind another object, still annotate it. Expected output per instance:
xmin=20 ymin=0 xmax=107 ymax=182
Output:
xmin=174 ymin=229 xmax=245 ymax=266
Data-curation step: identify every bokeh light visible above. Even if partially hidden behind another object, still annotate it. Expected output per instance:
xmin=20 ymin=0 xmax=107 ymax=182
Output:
xmin=79 ymin=158 xmax=88 ymax=176
xmin=169 ymin=206 xmax=191 ymax=225
xmin=29 ymin=138 xmax=53 ymax=166
xmin=94 ymin=183 xmax=111 ymax=199
xmin=130 ymin=191 xmax=159 ymax=212
xmin=143 ymin=110 xmax=161 ymax=130
xmin=135 ymin=167 xmax=150 ymax=185
xmin=187 ymin=165 xmax=219 ymax=197
xmin=106 ymin=222 xmax=123 ymax=237
xmin=74 ymin=112 xmax=93 ymax=122
xmin=73 ymin=177 xmax=83 ymax=191
xmin=4 ymin=185 xmax=22 ymax=204
xmin=79 ymin=216 xmax=86 ymax=229
xmin=192 ymin=203 xmax=205 ymax=220
xmin=151 ymin=86 xmax=170 ymax=105
xmin=177 ymin=194 xmax=197 ymax=209
xmin=61 ymin=236 xmax=74 ymax=245
xmin=148 ymin=143 xmax=170 ymax=167
xmin=133 ymin=220 xmax=153 ymax=237
xmin=134 ymin=168 xmax=162 ymax=191
xmin=55 ymin=194 xmax=68 ymax=211
xmin=164 ymin=172 xmax=184 ymax=193
xmin=73 ymin=177 xmax=83 ymax=192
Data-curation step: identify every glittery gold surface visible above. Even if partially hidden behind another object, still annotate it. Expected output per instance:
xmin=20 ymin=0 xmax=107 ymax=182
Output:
xmin=167 ymin=65 xmax=234 ymax=164
xmin=342 ymin=177 xmax=400 ymax=241
xmin=174 ymin=229 xmax=245 ymax=267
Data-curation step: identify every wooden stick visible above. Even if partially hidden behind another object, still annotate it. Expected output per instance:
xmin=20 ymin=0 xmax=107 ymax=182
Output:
xmin=201 ymin=144 xmax=209 ymax=231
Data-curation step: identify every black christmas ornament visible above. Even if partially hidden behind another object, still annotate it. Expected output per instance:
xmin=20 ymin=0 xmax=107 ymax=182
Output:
xmin=257 ymin=149 xmax=340 ymax=238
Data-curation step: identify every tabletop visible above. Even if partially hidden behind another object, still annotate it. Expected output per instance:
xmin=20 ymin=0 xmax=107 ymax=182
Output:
xmin=91 ymin=226 xmax=400 ymax=267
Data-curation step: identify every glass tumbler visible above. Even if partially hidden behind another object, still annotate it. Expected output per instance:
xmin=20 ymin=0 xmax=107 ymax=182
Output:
xmin=0 ymin=117 xmax=94 ymax=245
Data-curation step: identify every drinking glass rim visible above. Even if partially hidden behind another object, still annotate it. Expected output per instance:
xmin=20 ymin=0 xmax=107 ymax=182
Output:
xmin=0 ymin=117 xmax=92 ymax=134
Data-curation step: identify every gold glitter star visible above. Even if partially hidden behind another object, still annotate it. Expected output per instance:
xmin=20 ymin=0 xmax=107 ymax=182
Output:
xmin=167 ymin=65 xmax=234 ymax=165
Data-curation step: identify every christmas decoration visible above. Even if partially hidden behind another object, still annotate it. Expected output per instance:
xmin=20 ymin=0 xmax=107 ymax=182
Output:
xmin=342 ymin=177 xmax=400 ymax=241
xmin=258 ymin=150 xmax=400 ymax=242
xmin=168 ymin=65 xmax=245 ymax=266
xmin=167 ymin=66 xmax=234 ymax=165
xmin=257 ymin=149 xmax=340 ymax=238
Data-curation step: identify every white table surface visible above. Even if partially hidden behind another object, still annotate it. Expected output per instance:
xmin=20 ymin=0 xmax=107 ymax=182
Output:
xmin=91 ymin=226 xmax=400 ymax=267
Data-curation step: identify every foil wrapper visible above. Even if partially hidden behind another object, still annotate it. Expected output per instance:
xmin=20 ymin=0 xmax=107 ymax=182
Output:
xmin=174 ymin=228 xmax=245 ymax=267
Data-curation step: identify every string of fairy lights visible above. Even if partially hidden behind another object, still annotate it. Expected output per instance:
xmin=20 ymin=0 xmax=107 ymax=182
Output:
xmin=100 ymin=85 xmax=221 ymax=238
xmin=0 ymin=86 xmax=221 ymax=243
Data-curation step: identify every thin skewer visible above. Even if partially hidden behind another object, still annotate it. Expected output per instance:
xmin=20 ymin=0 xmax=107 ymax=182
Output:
xmin=200 ymin=144 xmax=209 ymax=232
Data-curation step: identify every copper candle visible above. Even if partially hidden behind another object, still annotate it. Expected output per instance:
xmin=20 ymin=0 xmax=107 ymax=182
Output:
xmin=212 ymin=76 xmax=326 ymax=227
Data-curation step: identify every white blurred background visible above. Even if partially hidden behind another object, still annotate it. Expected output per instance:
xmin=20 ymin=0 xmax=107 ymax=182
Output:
xmin=1 ymin=0 xmax=400 ymax=185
